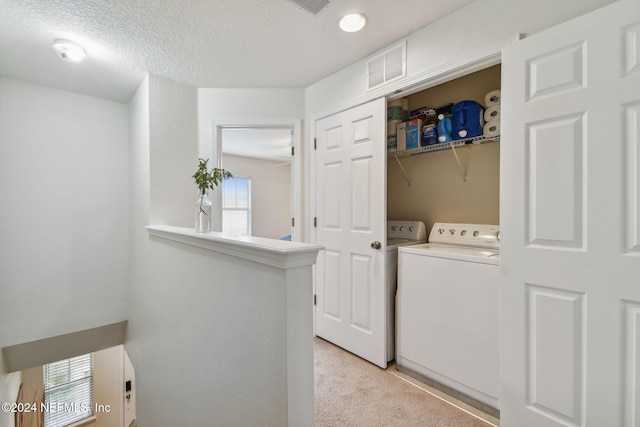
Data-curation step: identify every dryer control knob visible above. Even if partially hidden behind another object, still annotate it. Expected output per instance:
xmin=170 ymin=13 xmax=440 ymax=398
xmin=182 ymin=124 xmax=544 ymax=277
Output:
xmin=409 ymin=226 xmax=414 ymax=232
xmin=449 ymin=229 xmax=455 ymax=235
xmin=473 ymin=231 xmax=479 ymax=237
xmin=400 ymin=226 xmax=405 ymax=231
xmin=461 ymin=230 xmax=467 ymax=236
xmin=439 ymin=229 xmax=445 ymax=234
xmin=392 ymin=226 xmax=397 ymax=231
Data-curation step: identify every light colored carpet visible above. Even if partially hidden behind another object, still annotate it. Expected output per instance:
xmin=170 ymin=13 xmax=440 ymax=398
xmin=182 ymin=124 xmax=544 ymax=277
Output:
xmin=314 ymin=337 xmax=494 ymax=427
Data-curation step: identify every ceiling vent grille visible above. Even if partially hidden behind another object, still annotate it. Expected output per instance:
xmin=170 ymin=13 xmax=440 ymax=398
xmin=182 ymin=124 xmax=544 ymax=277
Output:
xmin=288 ymin=0 xmax=330 ymax=15
xmin=367 ymin=42 xmax=407 ymax=90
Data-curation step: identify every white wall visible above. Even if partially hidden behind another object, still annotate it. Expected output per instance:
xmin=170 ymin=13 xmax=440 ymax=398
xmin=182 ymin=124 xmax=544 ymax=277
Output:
xmin=129 ymin=235 xmax=290 ymax=426
xmin=126 ymin=73 xmax=149 ymax=427
xmin=305 ymin=0 xmax=615 ymax=116
xmin=0 ymin=78 xmax=130 ymax=347
xmin=149 ymin=76 xmax=198 ymax=228
xmin=222 ymin=154 xmax=291 ymax=239
xmin=198 ymin=88 xmax=305 ymax=159
xmin=198 ymin=89 xmax=305 ymax=232
xmin=128 ymin=79 xmax=311 ymax=426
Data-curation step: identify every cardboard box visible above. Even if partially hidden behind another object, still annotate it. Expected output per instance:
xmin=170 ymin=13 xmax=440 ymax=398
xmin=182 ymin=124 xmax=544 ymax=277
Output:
xmin=406 ymin=119 xmax=422 ymax=149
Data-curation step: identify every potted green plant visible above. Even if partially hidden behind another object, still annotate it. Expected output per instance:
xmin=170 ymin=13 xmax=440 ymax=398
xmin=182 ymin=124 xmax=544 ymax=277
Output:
xmin=192 ymin=158 xmax=232 ymax=233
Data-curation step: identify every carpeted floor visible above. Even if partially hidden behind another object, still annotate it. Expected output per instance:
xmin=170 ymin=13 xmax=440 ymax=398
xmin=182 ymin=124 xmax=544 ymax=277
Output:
xmin=314 ymin=337 xmax=497 ymax=427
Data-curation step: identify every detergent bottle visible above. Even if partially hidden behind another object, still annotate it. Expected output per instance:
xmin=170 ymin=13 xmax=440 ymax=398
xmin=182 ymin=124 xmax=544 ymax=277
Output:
xmin=452 ymin=100 xmax=485 ymax=140
xmin=437 ymin=114 xmax=453 ymax=143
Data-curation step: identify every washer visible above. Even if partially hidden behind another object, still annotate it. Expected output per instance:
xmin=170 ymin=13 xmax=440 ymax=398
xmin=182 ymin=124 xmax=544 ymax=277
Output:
xmin=396 ymin=222 xmax=500 ymax=414
xmin=386 ymin=220 xmax=426 ymax=361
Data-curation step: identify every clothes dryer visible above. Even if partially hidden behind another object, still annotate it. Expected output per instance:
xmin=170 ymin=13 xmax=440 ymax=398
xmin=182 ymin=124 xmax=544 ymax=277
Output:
xmin=385 ymin=220 xmax=426 ymax=361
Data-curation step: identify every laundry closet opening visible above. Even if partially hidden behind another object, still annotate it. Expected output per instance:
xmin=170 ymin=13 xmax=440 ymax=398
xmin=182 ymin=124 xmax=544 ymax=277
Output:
xmin=387 ymin=64 xmax=502 ymax=417
xmin=386 ymin=64 xmax=501 ymax=231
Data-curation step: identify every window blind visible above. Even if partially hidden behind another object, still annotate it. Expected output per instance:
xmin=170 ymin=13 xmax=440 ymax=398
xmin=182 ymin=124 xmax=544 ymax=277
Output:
xmin=43 ymin=353 xmax=93 ymax=427
xmin=222 ymin=177 xmax=251 ymax=235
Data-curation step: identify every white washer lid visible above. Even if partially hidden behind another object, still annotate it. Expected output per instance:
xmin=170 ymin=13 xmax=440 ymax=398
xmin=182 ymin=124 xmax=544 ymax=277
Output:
xmin=399 ymin=243 xmax=500 ymax=265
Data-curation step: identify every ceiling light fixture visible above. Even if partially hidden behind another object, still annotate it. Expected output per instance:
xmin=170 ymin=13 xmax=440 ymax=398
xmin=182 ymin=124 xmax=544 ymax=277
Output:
xmin=52 ymin=39 xmax=86 ymax=62
xmin=339 ymin=12 xmax=367 ymax=32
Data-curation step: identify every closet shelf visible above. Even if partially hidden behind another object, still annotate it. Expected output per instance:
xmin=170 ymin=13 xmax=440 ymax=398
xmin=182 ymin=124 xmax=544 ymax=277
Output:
xmin=390 ymin=134 xmax=500 ymax=158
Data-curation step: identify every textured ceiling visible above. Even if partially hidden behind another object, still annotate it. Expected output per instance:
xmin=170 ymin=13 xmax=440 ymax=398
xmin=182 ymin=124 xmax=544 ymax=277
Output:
xmin=0 ymin=0 xmax=474 ymax=103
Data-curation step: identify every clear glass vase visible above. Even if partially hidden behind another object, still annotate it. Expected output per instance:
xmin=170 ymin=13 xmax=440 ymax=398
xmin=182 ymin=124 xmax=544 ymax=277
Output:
xmin=195 ymin=192 xmax=212 ymax=233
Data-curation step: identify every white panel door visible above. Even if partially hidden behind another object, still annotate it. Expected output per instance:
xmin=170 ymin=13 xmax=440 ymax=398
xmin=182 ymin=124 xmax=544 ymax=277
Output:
xmin=314 ymin=98 xmax=387 ymax=368
xmin=501 ymin=1 xmax=640 ymax=425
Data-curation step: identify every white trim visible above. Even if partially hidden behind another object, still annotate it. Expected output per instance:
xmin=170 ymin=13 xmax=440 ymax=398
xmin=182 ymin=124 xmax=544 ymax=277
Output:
xmin=207 ymin=119 xmax=303 ymax=242
xmin=146 ymin=225 xmax=322 ymax=269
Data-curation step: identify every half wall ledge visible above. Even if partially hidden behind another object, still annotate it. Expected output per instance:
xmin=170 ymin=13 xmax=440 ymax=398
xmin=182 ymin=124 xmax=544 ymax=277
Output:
xmin=145 ymin=224 xmax=322 ymax=426
xmin=146 ymin=225 xmax=322 ymax=269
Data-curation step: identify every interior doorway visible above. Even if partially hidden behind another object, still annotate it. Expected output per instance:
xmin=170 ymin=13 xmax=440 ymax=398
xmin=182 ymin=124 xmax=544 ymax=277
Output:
xmin=221 ymin=127 xmax=294 ymax=240
xmin=211 ymin=119 xmax=302 ymax=241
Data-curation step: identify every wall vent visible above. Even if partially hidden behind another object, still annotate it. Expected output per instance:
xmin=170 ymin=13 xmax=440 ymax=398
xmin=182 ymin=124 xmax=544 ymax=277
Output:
xmin=367 ymin=42 xmax=407 ymax=90
xmin=288 ymin=0 xmax=330 ymax=15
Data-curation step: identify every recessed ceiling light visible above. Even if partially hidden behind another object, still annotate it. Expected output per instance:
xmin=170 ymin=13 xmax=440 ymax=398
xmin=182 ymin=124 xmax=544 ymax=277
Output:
xmin=52 ymin=39 xmax=86 ymax=62
xmin=339 ymin=13 xmax=367 ymax=32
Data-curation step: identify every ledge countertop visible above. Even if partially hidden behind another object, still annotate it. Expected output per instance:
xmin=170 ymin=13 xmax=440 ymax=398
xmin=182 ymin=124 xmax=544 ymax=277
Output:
xmin=146 ymin=225 xmax=323 ymax=269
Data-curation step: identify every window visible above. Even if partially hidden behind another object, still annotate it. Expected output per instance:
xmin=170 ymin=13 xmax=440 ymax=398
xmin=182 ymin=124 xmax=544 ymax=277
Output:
xmin=222 ymin=176 xmax=251 ymax=235
xmin=43 ymin=353 xmax=93 ymax=427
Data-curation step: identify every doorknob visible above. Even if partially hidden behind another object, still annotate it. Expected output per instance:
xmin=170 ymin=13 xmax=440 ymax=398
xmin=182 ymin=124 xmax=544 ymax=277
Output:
xmin=371 ymin=241 xmax=382 ymax=250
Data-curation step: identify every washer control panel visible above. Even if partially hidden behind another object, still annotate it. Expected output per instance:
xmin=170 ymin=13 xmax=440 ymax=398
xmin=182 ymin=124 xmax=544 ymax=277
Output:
xmin=428 ymin=223 xmax=500 ymax=249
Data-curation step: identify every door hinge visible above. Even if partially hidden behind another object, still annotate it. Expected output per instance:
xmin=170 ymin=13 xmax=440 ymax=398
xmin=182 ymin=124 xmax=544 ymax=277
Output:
xmin=291 ymin=146 xmax=294 ymax=156
xmin=291 ymin=217 xmax=295 ymax=227
xmin=313 ymin=294 xmax=317 ymax=306
xmin=314 ymin=217 xmax=317 ymax=227
xmin=314 ymin=138 xmax=317 ymax=150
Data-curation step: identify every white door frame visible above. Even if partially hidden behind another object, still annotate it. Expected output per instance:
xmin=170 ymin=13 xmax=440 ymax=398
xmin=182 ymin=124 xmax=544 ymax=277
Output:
xmin=204 ymin=119 xmax=303 ymax=241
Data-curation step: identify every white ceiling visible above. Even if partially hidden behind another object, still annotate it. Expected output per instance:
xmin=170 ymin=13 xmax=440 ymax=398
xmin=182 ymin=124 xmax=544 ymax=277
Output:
xmin=222 ymin=127 xmax=293 ymax=162
xmin=0 ymin=0 xmax=475 ymax=103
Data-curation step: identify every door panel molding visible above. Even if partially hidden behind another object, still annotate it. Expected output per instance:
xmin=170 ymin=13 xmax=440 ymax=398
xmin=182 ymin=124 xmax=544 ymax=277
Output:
xmin=626 ymin=101 xmax=640 ymax=253
xmin=526 ymin=113 xmax=586 ymax=249
xmin=624 ymin=300 xmax=640 ymax=426
xmin=526 ymin=41 xmax=586 ymax=101
xmin=526 ymin=284 xmax=585 ymax=425
xmin=624 ymin=22 xmax=640 ymax=77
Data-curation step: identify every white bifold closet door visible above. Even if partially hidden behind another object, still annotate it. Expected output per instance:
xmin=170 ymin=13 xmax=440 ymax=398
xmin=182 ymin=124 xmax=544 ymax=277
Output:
xmin=314 ymin=97 xmax=388 ymax=368
xmin=501 ymin=0 xmax=640 ymax=425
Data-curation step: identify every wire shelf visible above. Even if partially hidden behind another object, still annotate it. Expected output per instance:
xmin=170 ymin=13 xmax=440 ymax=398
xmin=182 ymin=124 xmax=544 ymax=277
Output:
xmin=390 ymin=135 xmax=500 ymax=158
